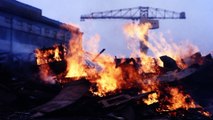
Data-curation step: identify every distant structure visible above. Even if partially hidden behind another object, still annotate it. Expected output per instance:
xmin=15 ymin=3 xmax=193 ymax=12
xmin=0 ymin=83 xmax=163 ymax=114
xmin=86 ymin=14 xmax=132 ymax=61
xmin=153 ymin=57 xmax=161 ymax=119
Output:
xmin=81 ymin=6 xmax=185 ymax=54
xmin=0 ymin=0 xmax=81 ymax=61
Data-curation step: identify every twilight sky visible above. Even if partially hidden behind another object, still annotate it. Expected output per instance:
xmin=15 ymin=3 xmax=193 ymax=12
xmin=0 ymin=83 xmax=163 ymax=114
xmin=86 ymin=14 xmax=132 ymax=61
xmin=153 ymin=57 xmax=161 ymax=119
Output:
xmin=17 ymin=0 xmax=213 ymax=56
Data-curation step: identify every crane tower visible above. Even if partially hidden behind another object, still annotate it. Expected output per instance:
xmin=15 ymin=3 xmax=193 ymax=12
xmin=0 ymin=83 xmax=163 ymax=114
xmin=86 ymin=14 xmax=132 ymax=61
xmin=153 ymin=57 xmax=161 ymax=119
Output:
xmin=80 ymin=6 xmax=185 ymax=53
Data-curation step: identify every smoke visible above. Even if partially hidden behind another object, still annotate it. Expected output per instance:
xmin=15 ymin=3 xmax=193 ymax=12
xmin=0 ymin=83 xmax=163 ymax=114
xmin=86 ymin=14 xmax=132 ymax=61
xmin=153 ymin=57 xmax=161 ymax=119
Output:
xmin=123 ymin=22 xmax=199 ymax=59
xmin=83 ymin=34 xmax=100 ymax=54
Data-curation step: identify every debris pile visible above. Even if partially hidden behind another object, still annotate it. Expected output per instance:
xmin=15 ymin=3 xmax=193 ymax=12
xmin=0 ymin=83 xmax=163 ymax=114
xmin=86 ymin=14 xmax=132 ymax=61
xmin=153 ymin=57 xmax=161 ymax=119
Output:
xmin=0 ymin=43 xmax=213 ymax=120
xmin=0 ymin=23 xmax=212 ymax=120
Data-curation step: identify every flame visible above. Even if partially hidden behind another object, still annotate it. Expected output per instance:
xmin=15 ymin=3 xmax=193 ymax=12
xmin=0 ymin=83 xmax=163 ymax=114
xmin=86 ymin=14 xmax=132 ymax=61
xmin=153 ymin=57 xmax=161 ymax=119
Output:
xmin=160 ymin=87 xmax=198 ymax=111
xmin=93 ymin=62 xmax=122 ymax=96
xmin=65 ymin=33 xmax=87 ymax=79
xmin=90 ymin=54 xmax=158 ymax=96
xmin=143 ymin=92 xmax=159 ymax=105
xmin=34 ymin=22 xmax=211 ymax=117
xmin=199 ymin=111 xmax=211 ymax=117
xmin=89 ymin=54 xmax=121 ymax=96
xmin=139 ymin=53 xmax=160 ymax=73
xmin=122 ymin=22 xmax=204 ymax=111
xmin=140 ymin=77 xmax=159 ymax=105
xmin=123 ymin=22 xmax=150 ymax=55
xmin=123 ymin=23 xmax=161 ymax=73
xmin=35 ymin=45 xmax=64 ymax=65
xmin=53 ymin=46 xmax=62 ymax=61
xmin=35 ymin=44 xmax=65 ymax=83
xmin=123 ymin=22 xmax=199 ymax=69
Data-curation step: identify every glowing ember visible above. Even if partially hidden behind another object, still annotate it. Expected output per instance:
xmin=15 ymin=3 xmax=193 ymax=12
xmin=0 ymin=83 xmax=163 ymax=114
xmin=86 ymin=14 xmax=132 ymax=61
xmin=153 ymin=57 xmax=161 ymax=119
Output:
xmin=143 ymin=92 xmax=159 ymax=105
xmin=199 ymin=111 xmax=211 ymax=117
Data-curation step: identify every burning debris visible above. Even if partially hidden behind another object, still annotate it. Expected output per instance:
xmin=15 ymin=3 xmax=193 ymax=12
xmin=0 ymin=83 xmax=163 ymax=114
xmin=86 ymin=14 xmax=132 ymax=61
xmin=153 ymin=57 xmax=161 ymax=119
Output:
xmin=0 ymin=23 xmax=213 ymax=120
xmin=35 ymin=44 xmax=66 ymax=66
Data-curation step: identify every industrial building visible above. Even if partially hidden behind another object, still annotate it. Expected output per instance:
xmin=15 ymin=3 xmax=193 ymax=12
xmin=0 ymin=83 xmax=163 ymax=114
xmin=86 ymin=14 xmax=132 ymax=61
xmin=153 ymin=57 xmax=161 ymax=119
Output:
xmin=0 ymin=0 xmax=81 ymax=62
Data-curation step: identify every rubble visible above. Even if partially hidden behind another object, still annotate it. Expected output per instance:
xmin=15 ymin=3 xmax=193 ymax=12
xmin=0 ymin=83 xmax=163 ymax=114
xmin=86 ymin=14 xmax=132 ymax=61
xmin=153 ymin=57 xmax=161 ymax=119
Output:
xmin=160 ymin=55 xmax=180 ymax=71
xmin=31 ymin=79 xmax=90 ymax=118
xmin=98 ymin=91 xmax=155 ymax=108
xmin=0 ymin=46 xmax=213 ymax=120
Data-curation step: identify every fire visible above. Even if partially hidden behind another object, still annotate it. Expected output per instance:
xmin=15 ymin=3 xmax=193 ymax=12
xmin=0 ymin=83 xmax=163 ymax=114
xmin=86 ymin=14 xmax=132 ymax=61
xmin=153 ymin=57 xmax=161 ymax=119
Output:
xmin=139 ymin=53 xmax=160 ymax=73
xmin=53 ymin=46 xmax=62 ymax=61
xmin=160 ymin=87 xmax=198 ymax=111
xmin=167 ymin=87 xmax=197 ymax=110
xmin=143 ymin=92 xmax=159 ymax=105
xmin=34 ymin=44 xmax=65 ymax=83
xmin=65 ymin=33 xmax=87 ymax=79
xmin=140 ymin=77 xmax=160 ymax=105
xmin=92 ymin=60 xmax=122 ymax=96
xmin=123 ymin=23 xmax=161 ymax=73
xmin=34 ymin=22 xmax=211 ymax=117
xmin=35 ymin=45 xmax=64 ymax=65
xmin=88 ymin=54 xmax=121 ymax=96
xmin=122 ymin=22 xmax=205 ymax=112
xmin=199 ymin=111 xmax=211 ymax=117
xmin=123 ymin=22 xmax=199 ymax=69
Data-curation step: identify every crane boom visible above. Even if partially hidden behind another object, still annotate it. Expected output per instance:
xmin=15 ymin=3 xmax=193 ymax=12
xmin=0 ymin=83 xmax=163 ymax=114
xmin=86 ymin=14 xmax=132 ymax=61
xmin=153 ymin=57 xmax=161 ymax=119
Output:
xmin=80 ymin=6 xmax=186 ymax=54
xmin=80 ymin=6 xmax=185 ymax=21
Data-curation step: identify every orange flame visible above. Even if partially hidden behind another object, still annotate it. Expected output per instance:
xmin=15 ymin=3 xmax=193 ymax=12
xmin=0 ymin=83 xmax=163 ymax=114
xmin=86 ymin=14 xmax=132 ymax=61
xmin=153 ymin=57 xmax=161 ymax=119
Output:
xmin=35 ymin=45 xmax=65 ymax=83
xmin=34 ymin=23 xmax=211 ymax=117
xmin=90 ymin=54 xmax=122 ymax=96
xmin=65 ymin=33 xmax=87 ymax=79
xmin=35 ymin=45 xmax=64 ymax=65
xmin=143 ymin=92 xmax=159 ymax=105
xmin=123 ymin=22 xmax=199 ymax=69
xmin=199 ymin=111 xmax=211 ymax=117
xmin=160 ymin=87 xmax=198 ymax=111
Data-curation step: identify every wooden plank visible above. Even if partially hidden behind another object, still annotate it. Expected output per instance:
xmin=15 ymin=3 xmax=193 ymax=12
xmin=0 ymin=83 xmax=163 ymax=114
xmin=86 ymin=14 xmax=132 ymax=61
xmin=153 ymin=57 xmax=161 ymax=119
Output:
xmin=31 ymin=79 xmax=89 ymax=118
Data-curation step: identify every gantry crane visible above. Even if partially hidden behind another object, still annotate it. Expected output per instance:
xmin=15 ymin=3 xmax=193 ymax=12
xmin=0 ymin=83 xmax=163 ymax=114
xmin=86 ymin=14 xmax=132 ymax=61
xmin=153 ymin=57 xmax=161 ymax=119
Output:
xmin=80 ymin=6 xmax=185 ymax=53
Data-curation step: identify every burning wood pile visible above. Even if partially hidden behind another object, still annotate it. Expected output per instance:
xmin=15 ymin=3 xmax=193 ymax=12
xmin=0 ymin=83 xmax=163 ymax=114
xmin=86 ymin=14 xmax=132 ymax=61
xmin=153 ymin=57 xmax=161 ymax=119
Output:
xmin=0 ymin=23 xmax=213 ymax=120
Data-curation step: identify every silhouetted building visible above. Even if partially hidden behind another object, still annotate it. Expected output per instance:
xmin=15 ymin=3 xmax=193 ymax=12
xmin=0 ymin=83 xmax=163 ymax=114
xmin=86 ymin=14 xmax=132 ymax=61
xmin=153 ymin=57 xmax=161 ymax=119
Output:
xmin=0 ymin=0 xmax=81 ymax=61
